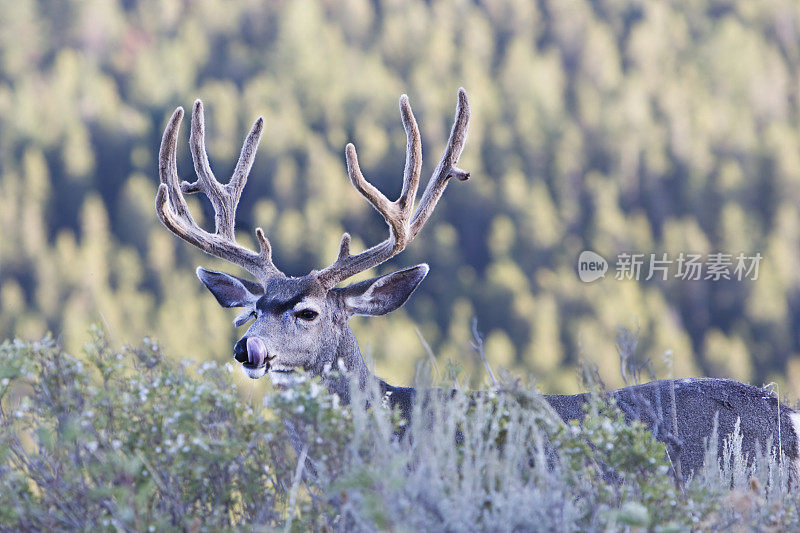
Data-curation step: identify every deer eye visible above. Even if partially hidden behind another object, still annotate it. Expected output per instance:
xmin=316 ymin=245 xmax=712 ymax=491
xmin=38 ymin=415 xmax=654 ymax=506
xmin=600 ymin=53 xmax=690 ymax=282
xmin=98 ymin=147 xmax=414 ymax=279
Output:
xmin=296 ymin=309 xmax=318 ymax=321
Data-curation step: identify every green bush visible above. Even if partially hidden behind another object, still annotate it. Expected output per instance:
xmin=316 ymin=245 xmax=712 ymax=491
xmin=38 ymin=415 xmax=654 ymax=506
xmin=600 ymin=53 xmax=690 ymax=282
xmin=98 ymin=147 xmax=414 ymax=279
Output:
xmin=0 ymin=331 xmax=798 ymax=531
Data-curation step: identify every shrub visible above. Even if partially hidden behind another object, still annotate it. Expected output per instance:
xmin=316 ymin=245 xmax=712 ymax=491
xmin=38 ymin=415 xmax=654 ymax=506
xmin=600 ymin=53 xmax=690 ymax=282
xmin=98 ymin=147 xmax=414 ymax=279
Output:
xmin=0 ymin=331 xmax=798 ymax=531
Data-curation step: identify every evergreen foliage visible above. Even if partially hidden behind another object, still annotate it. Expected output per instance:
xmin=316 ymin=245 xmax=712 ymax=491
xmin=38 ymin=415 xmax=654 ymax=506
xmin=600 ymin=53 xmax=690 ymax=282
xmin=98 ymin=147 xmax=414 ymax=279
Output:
xmin=1 ymin=0 xmax=799 ymax=391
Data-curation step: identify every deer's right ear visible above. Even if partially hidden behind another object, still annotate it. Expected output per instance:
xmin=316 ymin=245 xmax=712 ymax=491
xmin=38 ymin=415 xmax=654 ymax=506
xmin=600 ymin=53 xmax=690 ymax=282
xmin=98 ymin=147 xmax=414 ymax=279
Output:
xmin=196 ymin=267 xmax=264 ymax=308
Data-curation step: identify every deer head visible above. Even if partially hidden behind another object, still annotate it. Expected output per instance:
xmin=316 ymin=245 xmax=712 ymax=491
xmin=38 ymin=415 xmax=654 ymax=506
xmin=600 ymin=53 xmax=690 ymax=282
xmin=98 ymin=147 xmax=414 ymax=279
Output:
xmin=156 ymin=90 xmax=470 ymax=390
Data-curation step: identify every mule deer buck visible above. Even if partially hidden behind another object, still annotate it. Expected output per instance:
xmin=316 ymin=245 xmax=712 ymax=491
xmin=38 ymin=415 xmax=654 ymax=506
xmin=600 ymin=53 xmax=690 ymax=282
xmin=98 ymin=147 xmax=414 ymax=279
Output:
xmin=156 ymin=89 xmax=800 ymax=479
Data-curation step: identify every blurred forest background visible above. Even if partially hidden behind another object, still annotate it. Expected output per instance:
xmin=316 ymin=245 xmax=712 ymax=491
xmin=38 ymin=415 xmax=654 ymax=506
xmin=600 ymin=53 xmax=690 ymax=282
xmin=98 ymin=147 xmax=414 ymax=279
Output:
xmin=1 ymin=0 xmax=800 ymax=394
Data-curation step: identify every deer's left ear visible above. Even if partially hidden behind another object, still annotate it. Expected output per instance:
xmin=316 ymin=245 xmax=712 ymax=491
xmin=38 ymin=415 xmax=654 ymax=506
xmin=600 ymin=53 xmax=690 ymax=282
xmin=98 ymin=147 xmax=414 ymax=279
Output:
xmin=336 ymin=264 xmax=429 ymax=316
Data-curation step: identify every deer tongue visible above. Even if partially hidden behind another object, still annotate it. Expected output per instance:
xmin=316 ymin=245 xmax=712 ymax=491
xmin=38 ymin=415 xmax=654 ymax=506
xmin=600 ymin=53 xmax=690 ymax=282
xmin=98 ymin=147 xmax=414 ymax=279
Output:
xmin=246 ymin=337 xmax=268 ymax=368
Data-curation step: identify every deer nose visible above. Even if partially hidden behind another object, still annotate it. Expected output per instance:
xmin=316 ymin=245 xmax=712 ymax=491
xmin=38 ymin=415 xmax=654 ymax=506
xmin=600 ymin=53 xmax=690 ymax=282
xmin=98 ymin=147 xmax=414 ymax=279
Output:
xmin=233 ymin=337 xmax=249 ymax=364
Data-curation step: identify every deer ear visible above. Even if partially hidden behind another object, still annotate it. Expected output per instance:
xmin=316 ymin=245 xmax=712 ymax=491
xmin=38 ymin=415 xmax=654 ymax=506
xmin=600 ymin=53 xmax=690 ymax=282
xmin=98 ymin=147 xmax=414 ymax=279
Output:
xmin=337 ymin=264 xmax=429 ymax=316
xmin=196 ymin=267 xmax=264 ymax=308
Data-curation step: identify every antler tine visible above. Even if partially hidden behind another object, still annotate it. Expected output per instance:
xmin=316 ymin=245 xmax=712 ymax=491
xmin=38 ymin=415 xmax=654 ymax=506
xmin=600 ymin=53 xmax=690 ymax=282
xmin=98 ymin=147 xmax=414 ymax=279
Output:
xmin=398 ymin=94 xmax=423 ymax=216
xmin=409 ymin=87 xmax=470 ymax=239
xmin=229 ymin=111 xmax=265 ymax=202
xmin=155 ymin=101 xmax=283 ymax=285
xmin=344 ymin=143 xmax=400 ymax=240
xmin=317 ymin=89 xmax=469 ymax=289
xmin=187 ymin=101 xmax=223 ymax=200
xmin=159 ymin=107 xmax=195 ymax=221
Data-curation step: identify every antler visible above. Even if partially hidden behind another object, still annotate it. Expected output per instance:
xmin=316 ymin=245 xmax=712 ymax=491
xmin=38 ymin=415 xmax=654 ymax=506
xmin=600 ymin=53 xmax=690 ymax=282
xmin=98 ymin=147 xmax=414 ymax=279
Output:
xmin=316 ymin=88 xmax=471 ymax=289
xmin=155 ymin=100 xmax=283 ymax=285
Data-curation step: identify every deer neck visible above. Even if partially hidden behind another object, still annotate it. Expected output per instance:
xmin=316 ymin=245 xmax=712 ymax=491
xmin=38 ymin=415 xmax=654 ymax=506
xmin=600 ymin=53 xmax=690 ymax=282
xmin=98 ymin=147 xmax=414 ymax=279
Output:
xmin=321 ymin=324 xmax=371 ymax=404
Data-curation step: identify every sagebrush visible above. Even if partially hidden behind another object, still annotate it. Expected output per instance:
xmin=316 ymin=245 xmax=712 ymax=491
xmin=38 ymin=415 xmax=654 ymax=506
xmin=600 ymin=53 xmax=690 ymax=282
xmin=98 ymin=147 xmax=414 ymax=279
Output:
xmin=0 ymin=332 xmax=797 ymax=531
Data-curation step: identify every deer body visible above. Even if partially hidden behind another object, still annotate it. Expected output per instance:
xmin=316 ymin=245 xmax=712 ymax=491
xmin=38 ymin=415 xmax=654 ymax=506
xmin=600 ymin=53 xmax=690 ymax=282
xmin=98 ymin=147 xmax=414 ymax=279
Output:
xmin=363 ymin=375 xmax=800 ymax=478
xmin=156 ymin=90 xmax=800 ymax=480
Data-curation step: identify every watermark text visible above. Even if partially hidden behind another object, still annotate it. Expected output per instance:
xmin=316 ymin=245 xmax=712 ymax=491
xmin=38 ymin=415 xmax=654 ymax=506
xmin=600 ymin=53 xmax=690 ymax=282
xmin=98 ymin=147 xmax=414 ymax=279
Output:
xmin=577 ymin=251 xmax=762 ymax=282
